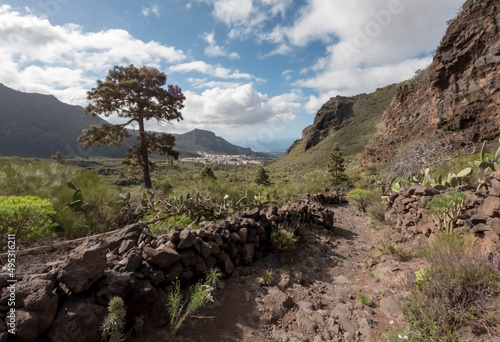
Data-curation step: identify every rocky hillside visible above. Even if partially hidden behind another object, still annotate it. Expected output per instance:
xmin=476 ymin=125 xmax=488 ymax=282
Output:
xmin=272 ymin=84 xmax=397 ymax=173
xmin=302 ymin=84 xmax=398 ymax=153
xmin=362 ymin=0 xmax=500 ymax=165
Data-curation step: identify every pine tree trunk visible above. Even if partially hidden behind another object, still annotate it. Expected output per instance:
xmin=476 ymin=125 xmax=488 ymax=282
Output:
xmin=138 ymin=118 xmax=152 ymax=188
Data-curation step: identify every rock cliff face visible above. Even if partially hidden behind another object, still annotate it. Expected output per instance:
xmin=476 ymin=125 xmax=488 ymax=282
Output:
xmin=362 ymin=0 xmax=500 ymax=165
xmin=303 ymin=97 xmax=356 ymax=151
xmin=301 ymin=84 xmax=398 ymax=152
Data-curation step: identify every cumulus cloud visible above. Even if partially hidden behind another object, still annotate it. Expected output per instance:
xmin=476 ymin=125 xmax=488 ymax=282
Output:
xmin=169 ymin=61 xmax=262 ymax=81
xmin=272 ymin=0 xmax=463 ymax=109
xmin=180 ymin=84 xmax=301 ymax=129
xmin=202 ymin=32 xmax=240 ymax=59
xmin=209 ymin=0 xmax=293 ymax=40
xmin=200 ymin=0 xmax=463 ymax=109
xmin=186 ymin=77 xmax=242 ymax=89
xmin=0 ymin=5 xmax=185 ymax=105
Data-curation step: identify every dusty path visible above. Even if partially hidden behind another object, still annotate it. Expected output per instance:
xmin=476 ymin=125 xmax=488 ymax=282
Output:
xmin=137 ymin=204 xmax=423 ymax=342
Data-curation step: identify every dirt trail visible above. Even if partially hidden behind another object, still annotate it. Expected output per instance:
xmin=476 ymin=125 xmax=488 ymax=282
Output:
xmin=137 ymin=204 xmax=424 ymax=342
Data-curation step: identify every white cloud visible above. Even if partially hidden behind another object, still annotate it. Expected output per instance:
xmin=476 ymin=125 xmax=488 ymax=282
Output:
xmin=186 ymin=3 xmax=192 ymax=10
xmin=213 ymin=0 xmax=253 ymax=25
xmin=261 ymin=44 xmax=292 ymax=58
xmin=267 ymin=0 xmax=464 ymax=107
xmin=297 ymin=57 xmax=432 ymax=95
xmin=300 ymin=57 xmax=432 ymax=114
xmin=281 ymin=69 xmax=293 ymax=81
xmin=169 ymin=61 xmax=259 ymax=81
xmin=142 ymin=5 xmax=160 ymax=18
xmin=209 ymin=0 xmax=293 ymax=40
xmin=187 ymin=77 xmax=242 ymax=89
xmin=180 ymin=84 xmax=302 ymax=129
xmin=0 ymin=6 xmax=185 ymax=105
xmin=202 ymin=32 xmax=240 ymax=59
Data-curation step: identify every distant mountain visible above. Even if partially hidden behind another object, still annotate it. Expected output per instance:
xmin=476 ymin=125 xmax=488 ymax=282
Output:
xmin=0 ymin=84 xmax=267 ymax=159
xmin=0 ymin=83 xmax=130 ymax=158
xmin=173 ymin=129 xmax=266 ymax=158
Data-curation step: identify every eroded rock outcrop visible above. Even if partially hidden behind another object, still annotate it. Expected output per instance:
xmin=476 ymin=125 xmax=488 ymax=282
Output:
xmin=363 ymin=0 xmax=500 ymax=165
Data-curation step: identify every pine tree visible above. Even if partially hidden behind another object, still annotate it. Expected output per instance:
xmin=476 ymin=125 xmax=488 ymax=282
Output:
xmin=255 ymin=166 xmax=271 ymax=186
xmin=199 ymin=166 xmax=216 ymax=180
xmin=78 ymin=65 xmax=185 ymax=188
xmin=51 ymin=151 xmax=66 ymax=165
xmin=328 ymin=143 xmax=347 ymax=185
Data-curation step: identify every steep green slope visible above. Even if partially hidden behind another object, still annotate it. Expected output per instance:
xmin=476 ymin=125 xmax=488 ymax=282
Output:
xmin=271 ymin=84 xmax=398 ymax=173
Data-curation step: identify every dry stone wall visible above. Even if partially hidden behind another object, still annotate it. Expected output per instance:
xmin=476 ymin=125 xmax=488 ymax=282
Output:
xmin=384 ymin=171 xmax=500 ymax=247
xmin=0 ymin=194 xmax=337 ymax=342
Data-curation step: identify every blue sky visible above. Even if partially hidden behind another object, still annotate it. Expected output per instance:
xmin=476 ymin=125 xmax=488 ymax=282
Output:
xmin=0 ymin=0 xmax=464 ymax=151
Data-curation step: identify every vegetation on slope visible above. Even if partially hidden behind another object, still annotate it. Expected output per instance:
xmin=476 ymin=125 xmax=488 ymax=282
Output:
xmin=272 ymin=84 xmax=398 ymax=175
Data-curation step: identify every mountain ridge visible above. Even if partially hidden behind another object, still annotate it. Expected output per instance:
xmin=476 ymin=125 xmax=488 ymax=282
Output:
xmin=0 ymin=84 xmax=264 ymax=159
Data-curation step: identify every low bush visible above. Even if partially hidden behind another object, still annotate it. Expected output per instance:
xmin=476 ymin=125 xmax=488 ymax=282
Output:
xmin=101 ymin=296 xmax=126 ymax=342
xmin=270 ymin=225 xmax=297 ymax=251
xmin=401 ymin=233 xmax=500 ymax=341
xmin=421 ymin=191 xmax=466 ymax=234
xmin=0 ymin=160 xmax=122 ymax=240
xmin=0 ymin=195 xmax=56 ymax=250
xmin=357 ymin=292 xmax=373 ymax=306
xmin=347 ymin=188 xmax=378 ymax=212
xmin=167 ymin=268 xmax=221 ymax=340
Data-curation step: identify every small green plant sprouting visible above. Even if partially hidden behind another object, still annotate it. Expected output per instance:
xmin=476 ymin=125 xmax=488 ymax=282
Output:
xmin=357 ymin=292 xmax=373 ymax=306
xmin=263 ymin=268 xmax=274 ymax=285
xmin=380 ymin=289 xmax=391 ymax=297
xmin=101 ymin=296 xmax=126 ymax=342
xmin=270 ymin=225 xmax=298 ymax=251
xmin=369 ymin=271 xmax=375 ymax=279
xmin=378 ymin=242 xmax=396 ymax=256
xmin=364 ymin=253 xmax=372 ymax=263
xmin=205 ymin=267 xmax=223 ymax=290
xmin=167 ymin=268 xmax=222 ymax=340
xmin=422 ymin=191 xmax=466 ymax=234
xmin=414 ymin=268 xmax=430 ymax=287
xmin=66 ymin=181 xmax=84 ymax=209
xmin=386 ymin=326 xmax=412 ymax=342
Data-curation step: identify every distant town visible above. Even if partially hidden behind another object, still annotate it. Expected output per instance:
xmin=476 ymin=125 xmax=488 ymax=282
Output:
xmin=181 ymin=152 xmax=264 ymax=165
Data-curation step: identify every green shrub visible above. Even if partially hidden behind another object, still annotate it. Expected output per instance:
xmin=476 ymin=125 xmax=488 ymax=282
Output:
xmin=357 ymin=292 xmax=373 ymax=306
xmin=401 ymin=234 xmax=500 ymax=341
xmin=101 ymin=296 xmax=126 ymax=342
xmin=263 ymin=268 xmax=274 ymax=285
xmin=270 ymin=225 xmax=297 ymax=251
xmin=347 ymin=188 xmax=378 ymax=212
xmin=421 ymin=191 xmax=466 ymax=234
xmin=167 ymin=268 xmax=221 ymax=340
xmin=0 ymin=160 xmax=122 ymax=240
xmin=0 ymin=195 xmax=56 ymax=250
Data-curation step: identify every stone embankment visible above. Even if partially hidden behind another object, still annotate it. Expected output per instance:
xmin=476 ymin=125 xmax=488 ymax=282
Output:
xmin=384 ymin=171 xmax=500 ymax=251
xmin=0 ymin=194 xmax=338 ymax=342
